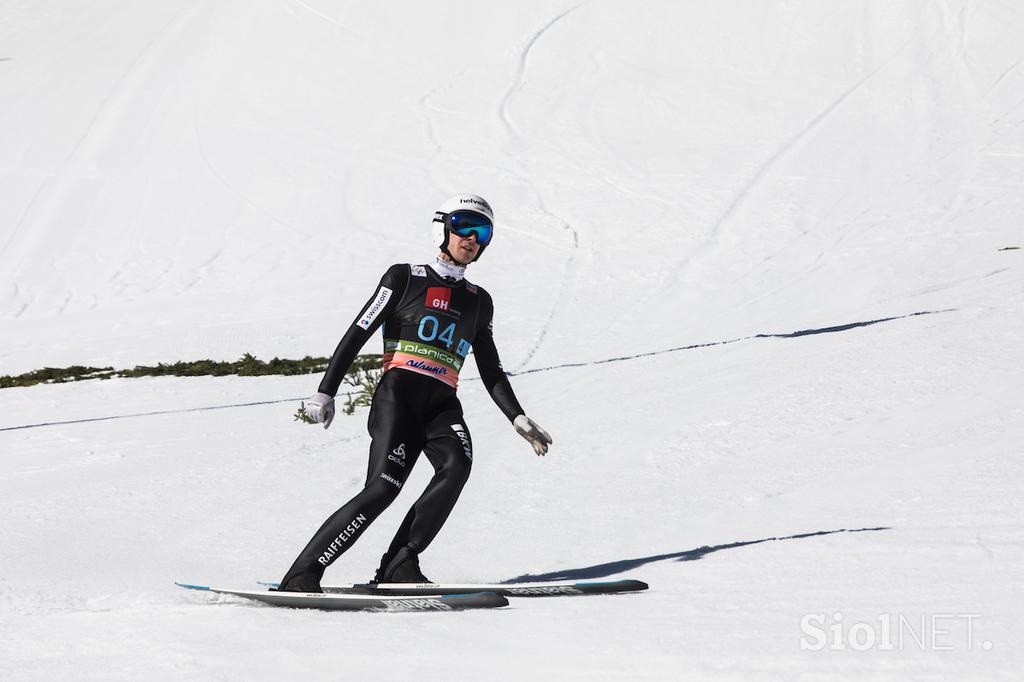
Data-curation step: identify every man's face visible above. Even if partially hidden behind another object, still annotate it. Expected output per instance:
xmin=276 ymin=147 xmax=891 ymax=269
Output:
xmin=447 ymin=230 xmax=481 ymax=264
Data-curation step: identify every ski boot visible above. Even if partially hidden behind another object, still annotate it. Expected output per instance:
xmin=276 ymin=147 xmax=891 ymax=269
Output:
xmin=375 ymin=545 xmax=431 ymax=583
xmin=272 ymin=571 xmax=323 ymax=593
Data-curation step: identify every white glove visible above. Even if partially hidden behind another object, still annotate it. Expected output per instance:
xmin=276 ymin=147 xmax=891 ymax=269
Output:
xmin=303 ymin=392 xmax=336 ymax=429
xmin=513 ymin=414 xmax=552 ymax=456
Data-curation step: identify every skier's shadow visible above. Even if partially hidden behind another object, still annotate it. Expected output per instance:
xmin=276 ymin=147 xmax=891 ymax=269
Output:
xmin=501 ymin=526 xmax=890 ymax=583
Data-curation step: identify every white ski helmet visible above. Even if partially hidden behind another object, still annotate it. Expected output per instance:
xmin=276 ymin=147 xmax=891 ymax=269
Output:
xmin=431 ymin=194 xmax=495 ymax=263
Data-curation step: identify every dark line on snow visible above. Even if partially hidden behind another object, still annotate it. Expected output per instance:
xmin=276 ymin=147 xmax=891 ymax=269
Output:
xmin=506 ymin=309 xmax=952 ymax=377
xmin=0 ymin=309 xmax=951 ymax=433
xmin=0 ymin=398 xmax=305 ymax=433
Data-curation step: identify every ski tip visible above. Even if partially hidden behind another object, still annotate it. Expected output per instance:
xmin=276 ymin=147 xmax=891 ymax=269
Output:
xmin=175 ymin=582 xmax=212 ymax=591
xmin=575 ymin=579 xmax=649 ymax=592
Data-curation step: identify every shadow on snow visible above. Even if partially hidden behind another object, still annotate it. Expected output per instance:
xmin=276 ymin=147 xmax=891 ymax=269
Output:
xmin=501 ymin=526 xmax=891 ymax=583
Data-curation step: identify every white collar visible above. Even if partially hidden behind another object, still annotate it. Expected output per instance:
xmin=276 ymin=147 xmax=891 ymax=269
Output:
xmin=428 ymin=255 xmax=466 ymax=282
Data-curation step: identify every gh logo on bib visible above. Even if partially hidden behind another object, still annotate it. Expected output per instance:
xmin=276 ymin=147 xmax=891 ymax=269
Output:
xmin=425 ymin=287 xmax=451 ymax=312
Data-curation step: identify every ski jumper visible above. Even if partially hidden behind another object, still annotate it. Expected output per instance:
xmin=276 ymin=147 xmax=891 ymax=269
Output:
xmin=280 ymin=262 xmax=523 ymax=586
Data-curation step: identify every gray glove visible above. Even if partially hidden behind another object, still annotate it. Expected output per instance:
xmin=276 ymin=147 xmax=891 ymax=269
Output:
xmin=513 ymin=414 xmax=552 ymax=456
xmin=302 ymin=392 xmax=336 ymax=429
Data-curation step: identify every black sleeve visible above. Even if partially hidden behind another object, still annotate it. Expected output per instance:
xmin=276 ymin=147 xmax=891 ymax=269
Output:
xmin=473 ymin=290 xmax=525 ymax=422
xmin=317 ymin=264 xmax=409 ymax=396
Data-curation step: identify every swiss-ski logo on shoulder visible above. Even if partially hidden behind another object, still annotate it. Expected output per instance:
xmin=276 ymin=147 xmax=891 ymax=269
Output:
xmin=425 ymin=287 xmax=451 ymax=312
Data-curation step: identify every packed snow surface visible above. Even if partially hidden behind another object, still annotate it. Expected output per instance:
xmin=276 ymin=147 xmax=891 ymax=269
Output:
xmin=1 ymin=1 xmax=1021 ymax=679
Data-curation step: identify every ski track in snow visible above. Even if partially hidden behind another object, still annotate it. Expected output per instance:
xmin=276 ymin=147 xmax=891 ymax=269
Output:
xmin=0 ymin=181 xmax=46 ymax=266
xmin=284 ymin=0 xmax=358 ymax=33
xmin=491 ymin=6 xmax=586 ymax=372
xmin=60 ymin=3 xmax=200 ymax=168
xmin=416 ymin=69 xmax=473 ymax=188
xmin=498 ymin=4 xmax=583 ymax=140
xmin=508 ymin=187 xmax=580 ymax=372
xmin=2 ymin=2 xmax=203 ymax=319
xmin=731 ymin=48 xmax=903 ymax=213
xmin=359 ymin=5 xmax=587 ymax=374
xmin=669 ymin=38 xmax=914 ymax=290
xmin=189 ymin=104 xmax=298 ymax=299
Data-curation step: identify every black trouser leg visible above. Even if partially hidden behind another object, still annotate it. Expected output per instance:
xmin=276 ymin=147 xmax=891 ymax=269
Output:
xmin=279 ymin=377 xmax=422 ymax=590
xmin=278 ymin=478 xmax=401 ymax=588
xmin=385 ymin=413 xmax=473 ymax=558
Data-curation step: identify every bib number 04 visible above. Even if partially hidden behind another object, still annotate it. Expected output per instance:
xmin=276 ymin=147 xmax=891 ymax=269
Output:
xmin=418 ymin=315 xmax=456 ymax=349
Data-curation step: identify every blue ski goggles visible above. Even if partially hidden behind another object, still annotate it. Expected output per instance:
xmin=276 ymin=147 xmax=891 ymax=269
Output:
xmin=446 ymin=210 xmax=494 ymax=245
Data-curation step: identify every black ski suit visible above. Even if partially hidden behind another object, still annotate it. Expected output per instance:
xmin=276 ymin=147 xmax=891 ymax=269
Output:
xmin=279 ymin=263 xmax=524 ymax=588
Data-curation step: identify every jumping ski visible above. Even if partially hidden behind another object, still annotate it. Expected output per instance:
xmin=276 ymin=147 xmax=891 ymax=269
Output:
xmin=175 ymin=582 xmax=508 ymax=612
xmin=258 ymin=578 xmax=649 ymax=598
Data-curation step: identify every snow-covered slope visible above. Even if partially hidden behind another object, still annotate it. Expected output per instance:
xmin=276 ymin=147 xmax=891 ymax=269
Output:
xmin=1 ymin=1 xmax=1021 ymax=679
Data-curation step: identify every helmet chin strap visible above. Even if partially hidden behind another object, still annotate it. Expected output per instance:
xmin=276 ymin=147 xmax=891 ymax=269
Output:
xmin=442 ymin=244 xmax=481 ymax=265
xmin=439 ymin=244 xmax=467 ymax=265
xmin=435 ymin=215 xmax=461 ymax=264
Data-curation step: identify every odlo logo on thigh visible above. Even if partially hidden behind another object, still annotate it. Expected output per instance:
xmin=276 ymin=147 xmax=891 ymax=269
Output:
xmin=450 ymin=424 xmax=472 ymax=461
xmin=388 ymin=443 xmax=407 ymax=468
